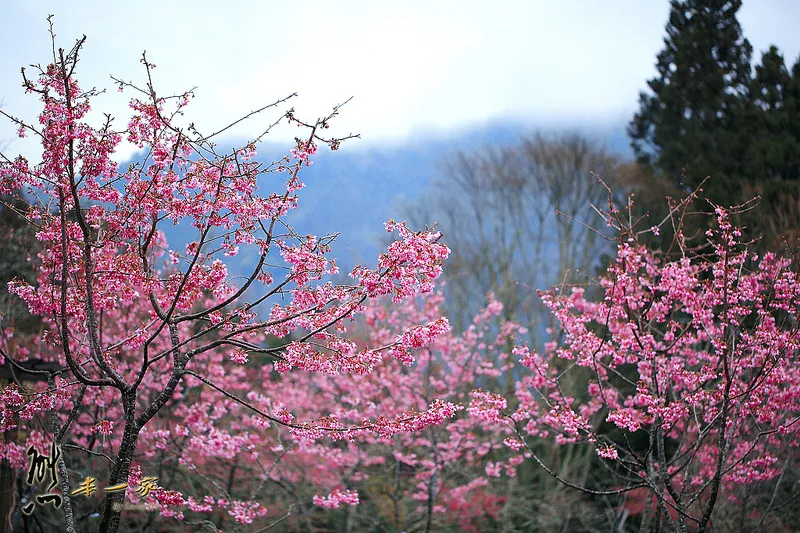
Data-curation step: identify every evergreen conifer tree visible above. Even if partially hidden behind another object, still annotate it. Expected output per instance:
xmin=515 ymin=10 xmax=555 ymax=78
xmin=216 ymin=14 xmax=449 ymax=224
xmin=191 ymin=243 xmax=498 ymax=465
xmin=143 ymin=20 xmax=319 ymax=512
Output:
xmin=628 ymin=0 xmax=753 ymax=204
xmin=746 ymin=46 xmax=800 ymax=181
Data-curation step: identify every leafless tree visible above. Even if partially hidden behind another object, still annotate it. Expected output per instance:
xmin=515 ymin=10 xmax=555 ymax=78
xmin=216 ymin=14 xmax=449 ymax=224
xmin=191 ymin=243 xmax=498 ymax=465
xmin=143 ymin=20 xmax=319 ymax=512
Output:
xmin=406 ymin=133 xmax=625 ymax=341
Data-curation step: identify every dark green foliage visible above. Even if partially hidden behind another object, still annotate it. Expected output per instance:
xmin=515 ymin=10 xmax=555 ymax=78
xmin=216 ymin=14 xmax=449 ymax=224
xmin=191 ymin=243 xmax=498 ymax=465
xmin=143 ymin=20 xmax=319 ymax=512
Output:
xmin=629 ymin=0 xmax=800 ymax=250
xmin=746 ymin=46 xmax=800 ymax=182
xmin=628 ymin=0 xmax=753 ymax=203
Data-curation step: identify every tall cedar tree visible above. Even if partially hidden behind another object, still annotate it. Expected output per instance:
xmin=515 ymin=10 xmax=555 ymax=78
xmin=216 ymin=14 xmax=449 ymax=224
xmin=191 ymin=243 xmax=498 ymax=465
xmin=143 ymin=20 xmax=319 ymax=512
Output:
xmin=628 ymin=0 xmax=753 ymax=205
xmin=740 ymin=47 xmax=800 ymax=245
xmin=747 ymin=46 xmax=800 ymax=182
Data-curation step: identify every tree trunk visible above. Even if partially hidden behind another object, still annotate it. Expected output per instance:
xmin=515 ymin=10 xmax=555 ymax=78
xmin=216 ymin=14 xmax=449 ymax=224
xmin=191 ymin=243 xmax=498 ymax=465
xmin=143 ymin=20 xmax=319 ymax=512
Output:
xmin=98 ymin=391 xmax=139 ymax=533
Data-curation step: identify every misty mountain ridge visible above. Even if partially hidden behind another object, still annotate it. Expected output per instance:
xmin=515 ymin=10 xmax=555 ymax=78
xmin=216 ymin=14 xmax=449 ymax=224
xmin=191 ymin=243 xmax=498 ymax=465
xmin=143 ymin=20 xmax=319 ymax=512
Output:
xmin=126 ymin=118 xmax=633 ymax=284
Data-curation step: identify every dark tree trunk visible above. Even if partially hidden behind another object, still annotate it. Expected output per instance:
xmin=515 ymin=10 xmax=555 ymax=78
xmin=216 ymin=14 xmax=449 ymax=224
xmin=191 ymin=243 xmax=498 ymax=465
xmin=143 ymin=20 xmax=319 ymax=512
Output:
xmin=98 ymin=391 xmax=139 ymax=533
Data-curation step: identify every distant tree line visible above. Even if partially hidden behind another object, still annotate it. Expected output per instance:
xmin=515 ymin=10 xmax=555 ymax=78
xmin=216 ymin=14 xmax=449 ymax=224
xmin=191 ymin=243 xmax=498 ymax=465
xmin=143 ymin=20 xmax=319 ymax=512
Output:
xmin=415 ymin=0 xmax=800 ymax=335
xmin=402 ymin=5 xmax=800 ymax=529
xmin=629 ymin=0 xmax=800 ymax=246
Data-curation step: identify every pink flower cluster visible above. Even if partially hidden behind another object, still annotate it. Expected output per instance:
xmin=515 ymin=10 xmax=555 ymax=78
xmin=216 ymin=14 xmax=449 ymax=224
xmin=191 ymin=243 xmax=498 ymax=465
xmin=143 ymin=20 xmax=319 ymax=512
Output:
xmin=313 ymin=489 xmax=360 ymax=509
xmin=468 ymin=207 xmax=800 ymax=522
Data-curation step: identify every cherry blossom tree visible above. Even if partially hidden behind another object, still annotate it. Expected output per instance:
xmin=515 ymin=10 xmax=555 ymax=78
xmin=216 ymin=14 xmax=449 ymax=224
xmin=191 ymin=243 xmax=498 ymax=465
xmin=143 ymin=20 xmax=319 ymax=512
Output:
xmin=0 ymin=25 xmax=456 ymax=533
xmin=4 ymin=20 xmax=799 ymax=533
xmin=238 ymin=290 xmax=524 ymax=532
xmin=472 ymin=194 xmax=800 ymax=532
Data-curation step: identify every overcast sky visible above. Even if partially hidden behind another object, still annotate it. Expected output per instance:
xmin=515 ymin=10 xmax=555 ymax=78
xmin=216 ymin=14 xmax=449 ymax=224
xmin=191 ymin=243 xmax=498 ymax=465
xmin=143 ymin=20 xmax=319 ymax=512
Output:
xmin=2 ymin=1 xmax=799 ymax=159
